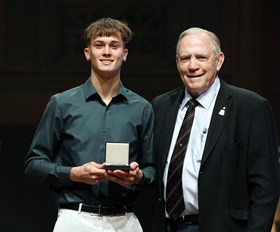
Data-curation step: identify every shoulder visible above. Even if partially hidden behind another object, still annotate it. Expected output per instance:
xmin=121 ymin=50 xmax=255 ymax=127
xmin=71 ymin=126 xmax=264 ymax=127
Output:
xmin=152 ymin=87 xmax=184 ymax=105
xmin=124 ymin=88 xmax=152 ymax=107
xmin=122 ymin=89 xmax=154 ymax=121
xmin=221 ymin=80 xmax=267 ymax=104
xmin=49 ymin=85 xmax=83 ymax=104
xmin=42 ymin=85 xmax=84 ymax=115
xmin=220 ymin=80 xmax=272 ymax=114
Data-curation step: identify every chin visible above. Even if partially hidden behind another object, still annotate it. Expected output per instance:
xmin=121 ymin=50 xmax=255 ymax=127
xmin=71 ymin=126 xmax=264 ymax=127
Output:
xmin=188 ymin=85 xmax=205 ymax=97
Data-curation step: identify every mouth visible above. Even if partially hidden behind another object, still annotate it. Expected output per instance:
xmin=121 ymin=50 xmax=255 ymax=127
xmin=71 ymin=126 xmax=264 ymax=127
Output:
xmin=100 ymin=59 xmax=113 ymax=65
xmin=189 ymin=74 xmax=202 ymax=78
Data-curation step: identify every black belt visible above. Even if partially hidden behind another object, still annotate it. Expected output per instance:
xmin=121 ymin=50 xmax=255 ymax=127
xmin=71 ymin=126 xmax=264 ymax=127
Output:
xmin=60 ymin=203 xmax=133 ymax=216
xmin=166 ymin=214 xmax=199 ymax=225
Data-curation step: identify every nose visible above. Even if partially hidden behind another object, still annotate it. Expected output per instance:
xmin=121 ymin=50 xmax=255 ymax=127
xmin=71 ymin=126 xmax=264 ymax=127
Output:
xmin=188 ymin=57 xmax=198 ymax=70
xmin=103 ymin=45 xmax=111 ymax=55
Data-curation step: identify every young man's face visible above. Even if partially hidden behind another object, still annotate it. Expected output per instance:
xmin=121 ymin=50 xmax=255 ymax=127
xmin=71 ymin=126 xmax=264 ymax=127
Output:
xmin=84 ymin=35 xmax=128 ymax=78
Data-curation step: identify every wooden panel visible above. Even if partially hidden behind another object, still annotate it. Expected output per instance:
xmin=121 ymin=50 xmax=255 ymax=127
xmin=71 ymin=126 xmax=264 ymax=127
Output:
xmin=0 ymin=0 xmax=5 ymax=64
xmin=0 ymin=92 xmax=51 ymax=125
xmin=0 ymin=0 xmax=224 ymax=125
xmin=1 ymin=0 xmax=279 ymax=133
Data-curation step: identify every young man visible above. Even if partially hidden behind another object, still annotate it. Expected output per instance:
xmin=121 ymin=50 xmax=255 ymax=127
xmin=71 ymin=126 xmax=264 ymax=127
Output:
xmin=151 ymin=27 xmax=280 ymax=232
xmin=25 ymin=17 xmax=155 ymax=232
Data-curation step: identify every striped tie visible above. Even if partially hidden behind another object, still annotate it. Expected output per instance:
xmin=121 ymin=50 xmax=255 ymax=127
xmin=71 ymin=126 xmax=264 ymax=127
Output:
xmin=166 ymin=99 xmax=199 ymax=220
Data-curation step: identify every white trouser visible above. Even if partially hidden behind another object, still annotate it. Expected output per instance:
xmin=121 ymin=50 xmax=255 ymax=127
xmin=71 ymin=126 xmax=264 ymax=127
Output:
xmin=53 ymin=209 xmax=143 ymax=232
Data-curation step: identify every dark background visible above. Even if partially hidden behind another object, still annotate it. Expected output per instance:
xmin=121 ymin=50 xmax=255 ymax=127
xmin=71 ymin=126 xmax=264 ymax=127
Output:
xmin=0 ymin=0 xmax=279 ymax=231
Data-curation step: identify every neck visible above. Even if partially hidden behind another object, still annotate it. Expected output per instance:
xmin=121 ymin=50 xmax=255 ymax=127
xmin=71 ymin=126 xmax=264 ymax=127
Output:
xmin=90 ymin=73 xmax=120 ymax=105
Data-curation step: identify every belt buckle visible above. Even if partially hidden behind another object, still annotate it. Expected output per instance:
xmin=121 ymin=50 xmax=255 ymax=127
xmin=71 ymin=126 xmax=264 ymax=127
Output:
xmin=78 ymin=203 xmax=83 ymax=214
xmin=98 ymin=205 xmax=102 ymax=216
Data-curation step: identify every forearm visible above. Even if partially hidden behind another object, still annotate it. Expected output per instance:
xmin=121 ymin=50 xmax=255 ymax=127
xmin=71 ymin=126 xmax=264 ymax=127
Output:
xmin=136 ymin=165 xmax=156 ymax=189
xmin=25 ymin=157 xmax=72 ymax=187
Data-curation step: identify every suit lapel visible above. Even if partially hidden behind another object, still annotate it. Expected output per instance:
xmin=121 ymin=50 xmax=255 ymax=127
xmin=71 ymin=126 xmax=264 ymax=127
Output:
xmin=160 ymin=88 xmax=185 ymax=170
xmin=201 ymin=81 xmax=232 ymax=166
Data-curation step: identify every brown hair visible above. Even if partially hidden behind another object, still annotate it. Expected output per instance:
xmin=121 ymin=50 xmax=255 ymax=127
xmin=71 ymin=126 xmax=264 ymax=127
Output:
xmin=83 ymin=17 xmax=133 ymax=46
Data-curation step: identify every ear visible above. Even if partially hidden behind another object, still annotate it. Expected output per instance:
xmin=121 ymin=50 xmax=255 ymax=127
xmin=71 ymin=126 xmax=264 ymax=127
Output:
xmin=175 ymin=55 xmax=180 ymax=69
xmin=123 ymin=49 xmax=128 ymax=61
xmin=216 ymin=52 xmax=225 ymax=71
xmin=84 ymin=47 xmax=90 ymax=61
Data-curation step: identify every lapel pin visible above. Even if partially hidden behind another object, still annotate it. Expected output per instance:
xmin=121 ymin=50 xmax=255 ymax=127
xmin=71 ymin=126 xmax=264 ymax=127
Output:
xmin=219 ymin=107 xmax=226 ymax=116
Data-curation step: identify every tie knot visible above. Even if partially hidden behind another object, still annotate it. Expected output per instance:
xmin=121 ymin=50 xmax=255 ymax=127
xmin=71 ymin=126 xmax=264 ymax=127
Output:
xmin=188 ymin=99 xmax=199 ymax=108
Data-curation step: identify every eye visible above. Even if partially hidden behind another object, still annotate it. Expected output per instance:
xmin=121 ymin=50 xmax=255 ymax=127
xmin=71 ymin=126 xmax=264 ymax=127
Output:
xmin=110 ymin=42 xmax=121 ymax=49
xmin=179 ymin=56 xmax=190 ymax=63
xmin=196 ymin=56 xmax=208 ymax=62
xmin=94 ymin=43 xmax=104 ymax=49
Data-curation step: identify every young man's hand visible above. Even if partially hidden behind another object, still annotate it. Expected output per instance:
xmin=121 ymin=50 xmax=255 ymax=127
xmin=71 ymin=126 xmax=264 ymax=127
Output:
xmin=105 ymin=162 xmax=143 ymax=186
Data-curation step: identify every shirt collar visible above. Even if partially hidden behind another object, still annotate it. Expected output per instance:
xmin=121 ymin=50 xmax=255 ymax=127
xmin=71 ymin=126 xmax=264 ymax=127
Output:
xmin=83 ymin=77 xmax=128 ymax=101
xmin=181 ymin=76 xmax=221 ymax=110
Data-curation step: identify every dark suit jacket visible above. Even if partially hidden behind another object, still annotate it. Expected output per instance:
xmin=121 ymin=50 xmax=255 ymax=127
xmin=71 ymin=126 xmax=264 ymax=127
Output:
xmin=151 ymin=79 xmax=280 ymax=232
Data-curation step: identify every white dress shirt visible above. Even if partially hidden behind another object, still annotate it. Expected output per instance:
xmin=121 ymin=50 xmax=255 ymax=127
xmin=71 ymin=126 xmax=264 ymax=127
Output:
xmin=163 ymin=77 xmax=220 ymax=217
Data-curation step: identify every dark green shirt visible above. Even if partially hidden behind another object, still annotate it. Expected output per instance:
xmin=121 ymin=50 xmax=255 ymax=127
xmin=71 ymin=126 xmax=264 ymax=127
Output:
xmin=25 ymin=78 xmax=155 ymax=205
